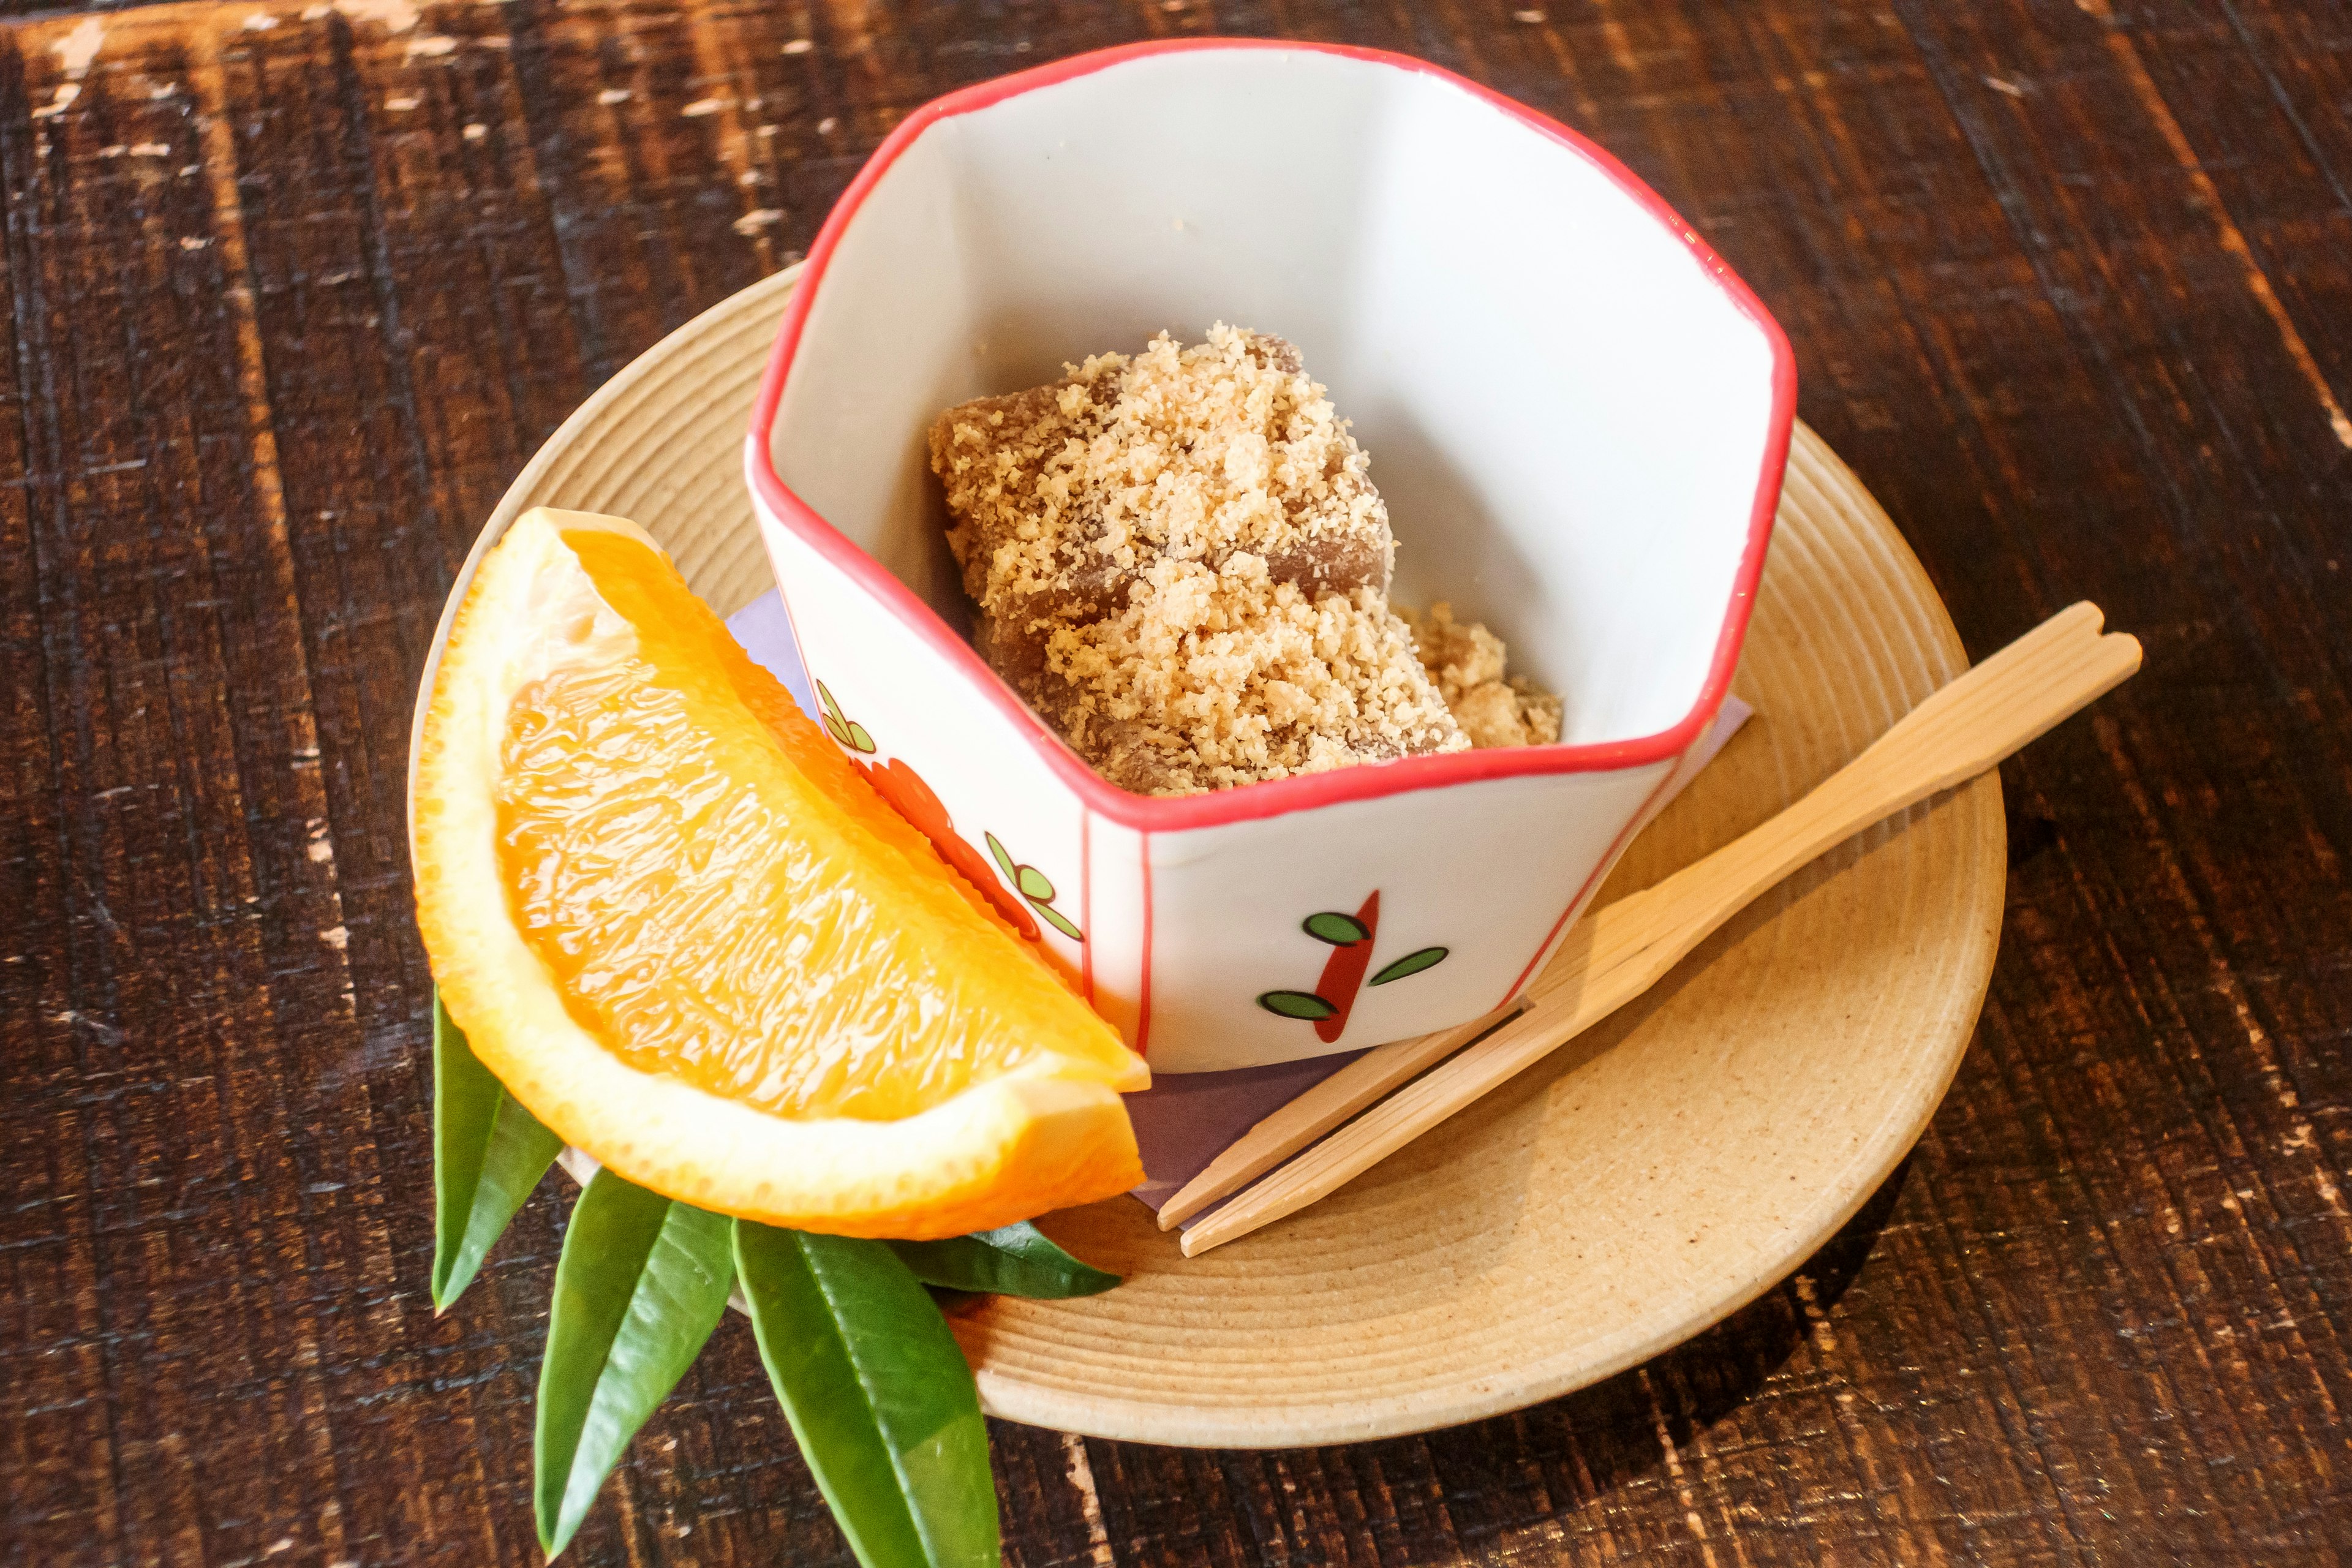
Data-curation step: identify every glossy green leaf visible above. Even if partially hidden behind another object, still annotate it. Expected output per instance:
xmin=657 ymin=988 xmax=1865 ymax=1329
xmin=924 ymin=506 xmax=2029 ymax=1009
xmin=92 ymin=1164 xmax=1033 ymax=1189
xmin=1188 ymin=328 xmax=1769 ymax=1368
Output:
xmin=1014 ymin=864 xmax=1055 ymax=902
xmin=536 ymin=1171 xmax=734 ymax=1558
xmin=1257 ymin=989 xmax=1338 ymax=1020
xmin=1302 ymin=911 xmax=1370 ymax=945
xmin=888 ymin=1223 xmax=1119 ymax=1298
xmin=1368 ymin=946 xmax=1450 ymax=986
xmin=432 ymin=990 xmax=563 ymax=1311
xmin=984 ymin=831 xmax=1017 ymax=884
xmin=1033 ymin=902 xmax=1085 ymax=943
xmin=736 ymin=1223 xmax=998 ymax=1568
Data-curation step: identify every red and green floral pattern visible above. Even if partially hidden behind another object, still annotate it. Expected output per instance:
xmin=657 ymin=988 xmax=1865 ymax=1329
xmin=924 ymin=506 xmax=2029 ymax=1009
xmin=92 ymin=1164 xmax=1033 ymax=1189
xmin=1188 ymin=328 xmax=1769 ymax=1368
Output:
xmin=1257 ymin=891 xmax=1449 ymax=1044
xmin=983 ymin=833 xmax=1083 ymax=942
xmin=815 ymin=680 xmax=1083 ymax=948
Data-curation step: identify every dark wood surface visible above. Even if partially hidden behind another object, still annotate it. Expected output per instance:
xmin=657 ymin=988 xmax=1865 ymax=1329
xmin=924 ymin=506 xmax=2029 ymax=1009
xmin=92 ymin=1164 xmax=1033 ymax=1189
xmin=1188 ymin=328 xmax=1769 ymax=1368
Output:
xmin=4 ymin=0 xmax=2348 ymax=1562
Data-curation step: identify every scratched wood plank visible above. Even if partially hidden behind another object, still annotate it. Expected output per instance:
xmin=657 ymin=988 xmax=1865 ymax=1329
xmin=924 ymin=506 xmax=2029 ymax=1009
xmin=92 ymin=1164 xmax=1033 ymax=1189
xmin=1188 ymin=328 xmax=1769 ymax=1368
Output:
xmin=1 ymin=0 xmax=2349 ymax=1564
xmin=1874 ymin=8 xmax=2352 ymax=1559
xmin=2113 ymin=0 xmax=2352 ymax=451
xmin=0 ymin=19 xmax=375 ymax=1568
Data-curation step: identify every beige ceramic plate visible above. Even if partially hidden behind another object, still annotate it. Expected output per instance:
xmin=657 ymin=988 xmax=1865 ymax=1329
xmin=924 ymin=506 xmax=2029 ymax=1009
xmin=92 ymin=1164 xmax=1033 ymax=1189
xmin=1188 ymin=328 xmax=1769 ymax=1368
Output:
xmin=480 ymin=268 xmax=2005 ymax=1449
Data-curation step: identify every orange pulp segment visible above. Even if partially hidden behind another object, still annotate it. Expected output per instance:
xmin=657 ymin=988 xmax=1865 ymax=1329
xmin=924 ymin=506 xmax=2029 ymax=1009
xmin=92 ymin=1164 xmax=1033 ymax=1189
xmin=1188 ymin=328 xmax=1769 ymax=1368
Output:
xmin=412 ymin=508 xmax=1147 ymax=1237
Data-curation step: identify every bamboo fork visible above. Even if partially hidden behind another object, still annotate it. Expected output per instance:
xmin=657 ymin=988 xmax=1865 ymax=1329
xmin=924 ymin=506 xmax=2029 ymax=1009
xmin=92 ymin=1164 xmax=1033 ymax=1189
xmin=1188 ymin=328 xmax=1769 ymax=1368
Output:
xmin=1156 ymin=1006 xmax=1526 ymax=1229
xmin=1172 ymin=602 xmax=2141 ymax=1256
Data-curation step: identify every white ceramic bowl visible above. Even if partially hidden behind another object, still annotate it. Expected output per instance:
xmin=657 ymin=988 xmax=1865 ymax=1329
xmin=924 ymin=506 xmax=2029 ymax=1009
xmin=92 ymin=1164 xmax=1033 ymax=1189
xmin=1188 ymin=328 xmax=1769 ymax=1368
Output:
xmin=748 ymin=40 xmax=1795 ymax=1073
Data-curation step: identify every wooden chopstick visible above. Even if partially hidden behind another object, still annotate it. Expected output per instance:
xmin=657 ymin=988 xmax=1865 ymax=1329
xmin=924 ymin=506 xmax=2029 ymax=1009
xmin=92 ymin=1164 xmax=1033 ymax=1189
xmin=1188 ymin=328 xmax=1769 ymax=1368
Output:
xmin=1156 ymin=1003 xmax=1525 ymax=1229
xmin=1178 ymin=603 xmax=2141 ymax=1256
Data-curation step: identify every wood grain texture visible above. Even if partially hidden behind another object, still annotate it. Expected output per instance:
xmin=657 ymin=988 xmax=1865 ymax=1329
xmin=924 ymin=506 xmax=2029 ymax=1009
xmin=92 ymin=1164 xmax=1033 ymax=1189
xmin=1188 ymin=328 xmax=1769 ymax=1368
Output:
xmin=0 ymin=0 xmax=2345 ymax=1564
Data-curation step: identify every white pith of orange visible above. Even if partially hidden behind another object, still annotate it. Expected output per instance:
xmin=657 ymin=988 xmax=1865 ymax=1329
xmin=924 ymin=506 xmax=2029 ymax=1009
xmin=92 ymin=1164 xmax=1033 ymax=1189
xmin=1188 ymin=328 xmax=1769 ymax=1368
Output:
xmin=412 ymin=507 xmax=1147 ymax=1238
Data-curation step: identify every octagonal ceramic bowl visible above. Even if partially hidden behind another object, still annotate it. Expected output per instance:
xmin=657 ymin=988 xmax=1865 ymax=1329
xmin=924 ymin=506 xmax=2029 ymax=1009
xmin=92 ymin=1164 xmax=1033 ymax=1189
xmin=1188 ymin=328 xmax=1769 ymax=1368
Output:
xmin=748 ymin=40 xmax=1796 ymax=1073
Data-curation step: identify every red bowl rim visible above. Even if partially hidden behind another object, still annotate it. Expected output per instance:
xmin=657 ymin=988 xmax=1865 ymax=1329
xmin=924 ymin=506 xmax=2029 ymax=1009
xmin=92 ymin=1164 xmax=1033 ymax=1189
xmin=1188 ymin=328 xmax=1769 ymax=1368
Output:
xmin=745 ymin=37 xmax=1798 ymax=834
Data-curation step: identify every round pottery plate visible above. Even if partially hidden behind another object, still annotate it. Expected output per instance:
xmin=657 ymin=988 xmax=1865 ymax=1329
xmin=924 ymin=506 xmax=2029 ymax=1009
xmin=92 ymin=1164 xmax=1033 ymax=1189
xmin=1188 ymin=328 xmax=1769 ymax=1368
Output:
xmin=472 ymin=268 xmax=2004 ymax=1449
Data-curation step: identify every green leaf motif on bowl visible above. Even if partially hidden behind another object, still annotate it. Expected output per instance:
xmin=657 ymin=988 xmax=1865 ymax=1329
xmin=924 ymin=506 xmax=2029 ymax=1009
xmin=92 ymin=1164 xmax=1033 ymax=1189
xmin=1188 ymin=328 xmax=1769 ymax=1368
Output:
xmin=1302 ymin=911 xmax=1370 ymax=945
xmin=1257 ymin=989 xmax=1338 ymax=1020
xmin=1368 ymin=946 xmax=1450 ymax=986
xmin=1033 ymin=902 xmax=1084 ymax=943
xmin=984 ymin=832 xmax=1017 ymax=883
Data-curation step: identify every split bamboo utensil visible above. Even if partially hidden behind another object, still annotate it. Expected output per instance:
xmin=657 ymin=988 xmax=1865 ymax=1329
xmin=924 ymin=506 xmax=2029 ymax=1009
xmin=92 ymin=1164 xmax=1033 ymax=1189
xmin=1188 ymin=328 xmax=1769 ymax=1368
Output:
xmin=1172 ymin=601 xmax=2140 ymax=1256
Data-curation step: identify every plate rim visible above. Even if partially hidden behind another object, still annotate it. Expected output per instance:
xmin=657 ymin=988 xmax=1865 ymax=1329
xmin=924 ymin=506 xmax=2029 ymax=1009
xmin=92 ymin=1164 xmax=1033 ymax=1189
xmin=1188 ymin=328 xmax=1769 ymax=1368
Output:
xmin=448 ymin=270 xmax=2007 ymax=1449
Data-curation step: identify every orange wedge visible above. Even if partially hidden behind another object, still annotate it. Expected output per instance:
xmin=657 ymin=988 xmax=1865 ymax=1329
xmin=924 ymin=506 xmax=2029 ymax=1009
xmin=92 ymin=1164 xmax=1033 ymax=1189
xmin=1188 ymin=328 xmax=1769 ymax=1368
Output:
xmin=412 ymin=507 xmax=1147 ymax=1238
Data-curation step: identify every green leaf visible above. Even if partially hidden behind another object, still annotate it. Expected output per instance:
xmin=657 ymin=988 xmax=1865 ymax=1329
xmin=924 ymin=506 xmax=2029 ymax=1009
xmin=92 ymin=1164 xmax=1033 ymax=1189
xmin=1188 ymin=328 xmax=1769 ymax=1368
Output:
xmin=1303 ymin=911 xmax=1370 ymax=945
xmin=1014 ymin=864 xmax=1055 ymax=902
xmin=825 ymin=712 xmax=855 ymax=747
xmin=1032 ymin=902 xmax=1085 ymax=943
xmin=432 ymin=990 xmax=563 ymax=1311
xmin=846 ymin=722 xmax=877 ymax=754
xmin=736 ymin=1223 xmax=999 ymax=1568
xmin=1257 ymin=989 xmax=1338 ymax=1020
xmin=984 ymin=832 xmax=1017 ymax=884
xmin=536 ymin=1171 xmax=735 ymax=1558
xmin=888 ymin=1223 xmax=1120 ymax=1299
xmin=1368 ymin=946 xmax=1450 ymax=986
xmin=817 ymin=679 xmax=847 ymax=727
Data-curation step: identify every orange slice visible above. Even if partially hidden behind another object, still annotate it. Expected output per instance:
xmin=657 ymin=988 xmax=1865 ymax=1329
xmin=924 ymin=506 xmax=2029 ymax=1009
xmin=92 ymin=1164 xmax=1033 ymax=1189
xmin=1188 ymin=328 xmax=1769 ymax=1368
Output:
xmin=413 ymin=507 xmax=1148 ymax=1238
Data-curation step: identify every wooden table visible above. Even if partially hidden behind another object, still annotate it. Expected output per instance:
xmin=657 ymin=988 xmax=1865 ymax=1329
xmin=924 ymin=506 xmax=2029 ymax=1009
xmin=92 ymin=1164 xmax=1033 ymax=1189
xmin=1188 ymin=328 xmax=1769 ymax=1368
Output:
xmin=4 ymin=1 xmax=2346 ymax=1562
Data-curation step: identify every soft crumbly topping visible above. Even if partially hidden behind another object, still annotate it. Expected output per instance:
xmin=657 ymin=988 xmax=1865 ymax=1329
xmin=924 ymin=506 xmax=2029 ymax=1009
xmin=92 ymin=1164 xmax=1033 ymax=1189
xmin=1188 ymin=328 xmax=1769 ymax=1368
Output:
xmin=929 ymin=326 xmax=1559 ymax=795
xmin=1044 ymin=560 xmax=1463 ymax=794
xmin=930 ymin=324 xmax=1392 ymax=615
xmin=1403 ymin=601 xmax=1565 ymax=750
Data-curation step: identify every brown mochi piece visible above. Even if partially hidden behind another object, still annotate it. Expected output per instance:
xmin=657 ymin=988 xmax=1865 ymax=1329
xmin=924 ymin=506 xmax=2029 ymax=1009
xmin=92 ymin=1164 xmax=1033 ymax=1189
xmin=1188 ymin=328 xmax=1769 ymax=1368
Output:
xmin=929 ymin=325 xmax=1466 ymax=794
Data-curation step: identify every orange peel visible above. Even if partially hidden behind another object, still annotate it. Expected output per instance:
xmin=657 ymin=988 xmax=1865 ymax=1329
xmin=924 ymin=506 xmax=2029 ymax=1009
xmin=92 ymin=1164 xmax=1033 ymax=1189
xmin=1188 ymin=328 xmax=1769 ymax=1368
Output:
xmin=413 ymin=508 xmax=1145 ymax=1238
